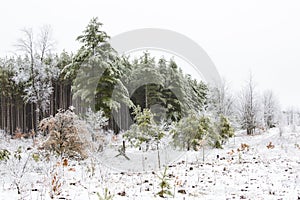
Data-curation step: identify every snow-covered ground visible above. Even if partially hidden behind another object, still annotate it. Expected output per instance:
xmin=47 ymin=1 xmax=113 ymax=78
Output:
xmin=0 ymin=127 xmax=299 ymax=199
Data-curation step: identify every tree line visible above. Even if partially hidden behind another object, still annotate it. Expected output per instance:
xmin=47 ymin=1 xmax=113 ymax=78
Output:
xmin=0 ymin=18 xmax=208 ymax=135
xmin=0 ymin=17 xmax=282 ymax=137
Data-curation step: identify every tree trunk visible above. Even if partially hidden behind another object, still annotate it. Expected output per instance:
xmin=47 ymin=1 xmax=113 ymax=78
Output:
xmin=157 ymin=142 xmax=161 ymax=169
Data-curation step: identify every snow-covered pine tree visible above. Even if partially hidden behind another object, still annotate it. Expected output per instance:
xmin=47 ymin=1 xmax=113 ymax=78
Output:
xmin=217 ymin=115 xmax=234 ymax=145
xmin=123 ymin=106 xmax=164 ymax=168
xmin=183 ymin=74 xmax=208 ymax=113
xmin=163 ymin=59 xmax=185 ymax=121
xmin=171 ymin=112 xmax=213 ymax=151
xmin=127 ymin=52 xmax=164 ymax=110
xmin=67 ymin=17 xmax=132 ymax=132
xmin=205 ymin=80 xmax=236 ymax=146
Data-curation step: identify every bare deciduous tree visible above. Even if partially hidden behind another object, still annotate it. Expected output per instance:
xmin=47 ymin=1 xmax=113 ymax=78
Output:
xmin=207 ymin=79 xmax=234 ymax=118
xmin=14 ymin=26 xmax=56 ymax=131
xmin=238 ymin=73 xmax=260 ymax=135
xmin=262 ymin=90 xmax=280 ymax=129
xmin=37 ymin=25 xmax=55 ymax=62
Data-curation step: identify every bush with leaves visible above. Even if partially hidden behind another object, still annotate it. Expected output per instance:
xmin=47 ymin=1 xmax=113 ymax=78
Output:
xmin=39 ymin=109 xmax=93 ymax=159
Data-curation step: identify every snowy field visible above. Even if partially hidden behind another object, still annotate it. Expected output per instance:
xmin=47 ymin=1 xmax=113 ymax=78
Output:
xmin=0 ymin=128 xmax=299 ymax=200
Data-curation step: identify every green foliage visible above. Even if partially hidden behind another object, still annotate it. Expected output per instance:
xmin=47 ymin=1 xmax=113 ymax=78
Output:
xmin=123 ymin=106 xmax=164 ymax=150
xmin=218 ymin=115 xmax=234 ymax=144
xmin=14 ymin=146 xmax=22 ymax=161
xmin=157 ymin=166 xmax=173 ymax=198
xmin=95 ymin=64 xmax=131 ymax=117
xmin=0 ymin=149 xmax=11 ymax=161
xmin=172 ymin=112 xmax=213 ymax=151
xmin=125 ymin=53 xmax=166 ymax=121
xmin=162 ymin=59 xmax=184 ymax=121
xmin=213 ymin=140 xmax=223 ymax=149
xmin=0 ymin=59 xmax=17 ymax=98
xmin=97 ymin=188 xmax=114 ymax=200
xmin=183 ymin=75 xmax=208 ymax=113
xmin=206 ymin=115 xmax=235 ymax=149
xmin=56 ymin=51 xmax=73 ymax=80
xmin=70 ymin=17 xmax=132 ymax=118
xmin=125 ymin=53 xmax=208 ymax=123
xmin=32 ymin=153 xmax=40 ymax=162
xmin=76 ymin=17 xmax=110 ymax=51
xmin=173 ymin=112 xmax=235 ymax=150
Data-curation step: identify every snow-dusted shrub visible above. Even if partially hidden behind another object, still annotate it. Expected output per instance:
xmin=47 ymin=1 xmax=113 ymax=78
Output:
xmin=123 ymin=106 xmax=164 ymax=150
xmin=4 ymin=146 xmax=36 ymax=195
xmin=84 ymin=107 xmax=108 ymax=142
xmin=172 ymin=112 xmax=235 ymax=150
xmin=216 ymin=115 xmax=234 ymax=145
xmin=39 ymin=109 xmax=93 ymax=159
xmin=171 ymin=112 xmax=214 ymax=151
xmin=123 ymin=106 xmax=165 ymax=168
xmin=85 ymin=108 xmax=108 ymax=129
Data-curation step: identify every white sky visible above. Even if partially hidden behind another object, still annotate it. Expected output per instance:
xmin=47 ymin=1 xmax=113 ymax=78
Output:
xmin=1 ymin=0 xmax=300 ymax=109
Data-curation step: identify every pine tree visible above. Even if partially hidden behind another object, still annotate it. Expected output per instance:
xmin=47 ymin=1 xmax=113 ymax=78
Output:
xmin=53 ymin=51 xmax=74 ymax=113
xmin=163 ymin=59 xmax=185 ymax=121
xmin=157 ymin=166 xmax=173 ymax=198
xmin=127 ymin=53 xmax=164 ymax=109
xmin=0 ymin=59 xmax=15 ymax=134
xmin=172 ymin=112 xmax=212 ymax=151
xmin=123 ymin=106 xmax=164 ymax=168
xmin=218 ymin=115 xmax=234 ymax=145
xmin=183 ymin=74 xmax=208 ymax=113
xmin=68 ymin=17 xmax=132 ymax=132
xmin=124 ymin=106 xmax=164 ymax=148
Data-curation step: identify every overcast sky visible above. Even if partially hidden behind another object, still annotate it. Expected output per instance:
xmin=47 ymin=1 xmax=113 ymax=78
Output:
xmin=1 ymin=0 xmax=300 ymax=109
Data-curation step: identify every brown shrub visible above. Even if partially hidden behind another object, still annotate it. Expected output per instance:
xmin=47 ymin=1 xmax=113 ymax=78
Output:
xmin=39 ymin=109 xmax=93 ymax=159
